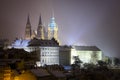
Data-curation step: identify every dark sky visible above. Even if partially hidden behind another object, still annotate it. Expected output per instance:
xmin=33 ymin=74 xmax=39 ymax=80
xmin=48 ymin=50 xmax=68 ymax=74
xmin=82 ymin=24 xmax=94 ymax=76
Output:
xmin=0 ymin=0 xmax=120 ymax=57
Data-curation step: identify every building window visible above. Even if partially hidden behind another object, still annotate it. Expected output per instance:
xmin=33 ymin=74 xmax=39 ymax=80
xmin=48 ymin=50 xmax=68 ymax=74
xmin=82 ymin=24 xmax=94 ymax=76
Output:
xmin=42 ymin=59 xmax=44 ymax=63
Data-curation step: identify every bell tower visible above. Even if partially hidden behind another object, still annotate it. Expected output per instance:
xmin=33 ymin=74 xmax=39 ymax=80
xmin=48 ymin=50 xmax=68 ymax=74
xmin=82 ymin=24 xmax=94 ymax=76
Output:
xmin=37 ymin=15 xmax=44 ymax=39
xmin=25 ymin=15 xmax=32 ymax=40
xmin=48 ymin=16 xmax=58 ymax=41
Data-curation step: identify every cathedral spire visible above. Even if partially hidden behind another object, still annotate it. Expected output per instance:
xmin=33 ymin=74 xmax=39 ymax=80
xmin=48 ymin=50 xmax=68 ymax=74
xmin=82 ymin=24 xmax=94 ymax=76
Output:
xmin=48 ymin=12 xmax=59 ymax=42
xmin=25 ymin=14 xmax=32 ymax=40
xmin=49 ymin=15 xmax=56 ymax=29
xmin=27 ymin=14 xmax=30 ymax=25
xmin=38 ymin=14 xmax=42 ymax=25
xmin=37 ymin=15 xmax=44 ymax=39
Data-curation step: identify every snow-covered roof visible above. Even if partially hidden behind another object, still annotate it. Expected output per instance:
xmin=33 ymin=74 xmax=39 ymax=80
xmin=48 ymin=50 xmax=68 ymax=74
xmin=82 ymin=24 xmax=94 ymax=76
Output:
xmin=12 ymin=39 xmax=30 ymax=48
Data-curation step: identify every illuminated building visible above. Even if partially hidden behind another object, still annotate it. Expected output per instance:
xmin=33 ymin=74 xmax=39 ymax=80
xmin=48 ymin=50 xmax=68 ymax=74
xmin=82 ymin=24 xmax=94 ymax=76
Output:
xmin=0 ymin=66 xmax=12 ymax=80
xmin=28 ymin=38 xmax=59 ymax=66
xmin=11 ymin=14 xmax=103 ymax=66
xmin=71 ymin=46 xmax=102 ymax=64
xmin=3 ymin=67 xmax=13 ymax=80
xmin=24 ymin=14 xmax=59 ymax=42
xmin=11 ymin=38 xmax=59 ymax=66
xmin=48 ymin=16 xmax=59 ymax=42
xmin=0 ymin=59 xmax=23 ymax=80
xmin=11 ymin=14 xmax=60 ymax=66
xmin=37 ymin=15 xmax=45 ymax=39
xmin=14 ymin=70 xmax=36 ymax=80
xmin=0 ymin=67 xmax=4 ymax=80
xmin=59 ymin=46 xmax=102 ymax=65
xmin=25 ymin=15 xmax=32 ymax=40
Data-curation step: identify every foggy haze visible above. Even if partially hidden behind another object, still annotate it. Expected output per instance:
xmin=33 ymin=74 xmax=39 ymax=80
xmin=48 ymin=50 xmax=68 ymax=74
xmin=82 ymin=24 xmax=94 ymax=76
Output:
xmin=0 ymin=0 xmax=120 ymax=57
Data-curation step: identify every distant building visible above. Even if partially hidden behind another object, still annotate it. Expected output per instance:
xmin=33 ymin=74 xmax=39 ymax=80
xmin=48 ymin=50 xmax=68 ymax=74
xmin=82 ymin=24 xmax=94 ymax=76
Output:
xmin=0 ymin=59 xmax=23 ymax=80
xmin=11 ymin=14 xmax=103 ymax=66
xmin=25 ymin=15 xmax=32 ymax=40
xmin=59 ymin=45 xmax=102 ymax=65
xmin=37 ymin=15 xmax=45 ymax=40
xmin=59 ymin=46 xmax=71 ymax=65
xmin=28 ymin=38 xmax=59 ymax=66
xmin=11 ymin=38 xmax=59 ymax=66
xmin=0 ymin=66 xmax=13 ymax=80
xmin=48 ymin=16 xmax=58 ymax=41
xmin=11 ymin=40 xmax=102 ymax=66
xmin=0 ymin=39 xmax=9 ymax=49
xmin=25 ymin=14 xmax=59 ymax=42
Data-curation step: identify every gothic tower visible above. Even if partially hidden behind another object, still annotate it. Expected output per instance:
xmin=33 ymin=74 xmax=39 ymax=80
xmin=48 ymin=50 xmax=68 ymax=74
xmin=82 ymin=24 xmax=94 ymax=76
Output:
xmin=25 ymin=15 xmax=32 ymax=40
xmin=48 ymin=16 xmax=58 ymax=41
xmin=37 ymin=15 xmax=44 ymax=39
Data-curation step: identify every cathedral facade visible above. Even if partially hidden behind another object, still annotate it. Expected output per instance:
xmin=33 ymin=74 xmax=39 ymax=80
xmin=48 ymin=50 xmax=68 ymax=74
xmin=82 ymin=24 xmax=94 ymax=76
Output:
xmin=24 ymin=15 xmax=59 ymax=66
xmin=11 ymin=14 xmax=103 ymax=66
xmin=25 ymin=15 xmax=59 ymax=42
xmin=11 ymin=14 xmax=60 ymax=66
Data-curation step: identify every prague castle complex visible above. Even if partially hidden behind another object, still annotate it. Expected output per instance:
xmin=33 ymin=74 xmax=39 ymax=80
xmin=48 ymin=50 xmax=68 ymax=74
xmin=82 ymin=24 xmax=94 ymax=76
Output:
xmin=0 ymin=13 xmax=104 ymax=80
xmin=11 ymin=14 xmax=102 ymax=66
xmin=12 ymin=14 xmax=60 ymax=66
xmin=25 ymin=14 xmax=59 ymax=42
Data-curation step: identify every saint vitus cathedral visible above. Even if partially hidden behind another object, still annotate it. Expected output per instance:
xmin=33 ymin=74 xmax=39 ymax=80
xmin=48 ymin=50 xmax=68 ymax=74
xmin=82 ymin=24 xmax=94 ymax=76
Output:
xmin=11 ymin=14 xmax=102 ymax=66
xmin=25 ymin=14 xmax=59 ymax=42
xmin=11 ymin=14 xmax=60 ymax=66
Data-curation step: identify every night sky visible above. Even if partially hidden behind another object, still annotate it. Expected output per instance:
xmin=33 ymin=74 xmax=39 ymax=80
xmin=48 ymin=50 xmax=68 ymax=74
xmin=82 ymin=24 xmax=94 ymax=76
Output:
xmin=0 ymin=0 xmax=120 ymax=57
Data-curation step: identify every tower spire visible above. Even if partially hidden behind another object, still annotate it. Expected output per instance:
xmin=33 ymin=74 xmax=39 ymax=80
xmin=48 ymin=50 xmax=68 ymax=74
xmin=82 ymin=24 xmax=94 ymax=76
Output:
xmin=25 ymin=14 xmax=32 ymax=40
xmin=38 ymin=14 xmax=42 ymax=25
xmin=48 ymin=11 xmax=59 ymax=42
xmin=37 ymin=14 xmax=44 ymax=39
xmin=27 ymin=14 xmax=30 ymax=25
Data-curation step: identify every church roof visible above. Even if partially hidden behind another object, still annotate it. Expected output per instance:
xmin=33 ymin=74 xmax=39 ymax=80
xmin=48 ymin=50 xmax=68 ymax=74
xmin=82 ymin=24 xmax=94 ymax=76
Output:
xmin=28 ymin=38 xmax=59 ymax=47
xmin=72 ymin=46 xmax=101 ymax=51
xmin=12 ymin=38 xmax=59 ymax=48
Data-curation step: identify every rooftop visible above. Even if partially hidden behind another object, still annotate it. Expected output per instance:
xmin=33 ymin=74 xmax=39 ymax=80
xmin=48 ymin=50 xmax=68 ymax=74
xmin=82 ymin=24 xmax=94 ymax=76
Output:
xmin=73 ymin=46 xmax=101 ymax=51
xmin=28 ymin=38 xmax=59 ymax=47
xmin=30 ymin=69 xmax=50 ymax=77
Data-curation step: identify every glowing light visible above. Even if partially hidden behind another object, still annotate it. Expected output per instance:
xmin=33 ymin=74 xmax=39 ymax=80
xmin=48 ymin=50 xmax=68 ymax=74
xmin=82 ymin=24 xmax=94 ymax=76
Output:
xmin=12 ymin=39 xmax=30 ymax=48
xmin=71 ymin=48 xmax=77 ymax=64
xmin=70 ymin=47 xmax=102 ymax=64
xmin=48 ymin=17 xmax=57 ymax=29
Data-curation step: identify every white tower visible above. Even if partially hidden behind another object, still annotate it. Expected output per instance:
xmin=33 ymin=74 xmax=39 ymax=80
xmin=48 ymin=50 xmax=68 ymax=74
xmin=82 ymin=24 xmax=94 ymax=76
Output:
xmin=48 ymin=16 xmax=58 ymax=41
xmin=25 ymin=15 xmax=32 ymax=40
